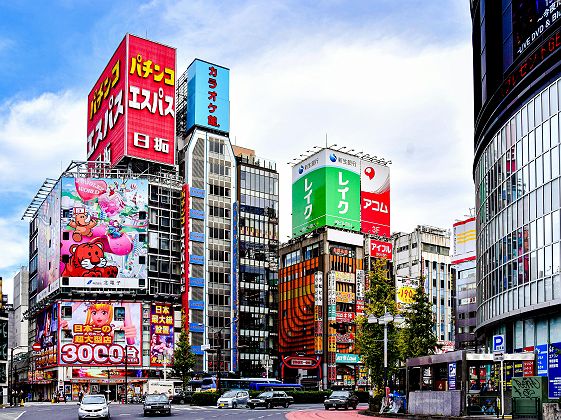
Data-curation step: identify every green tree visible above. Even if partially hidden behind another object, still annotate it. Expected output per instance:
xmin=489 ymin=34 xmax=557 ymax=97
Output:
xmin=397 ymin=281 xmax=438 ymax=361
xmin=355 ymin=259 xmax=399 ymax=390
xmin=173 ymin=328 xmax=196 ymax=389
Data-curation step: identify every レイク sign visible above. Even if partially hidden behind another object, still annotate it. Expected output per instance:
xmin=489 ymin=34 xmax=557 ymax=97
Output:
xmin=87 ymin=34 xmax=176 ymax=166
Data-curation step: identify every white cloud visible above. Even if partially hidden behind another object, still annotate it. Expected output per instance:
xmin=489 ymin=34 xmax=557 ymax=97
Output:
xmin=0 ymin=91 xmax=85 ymax=191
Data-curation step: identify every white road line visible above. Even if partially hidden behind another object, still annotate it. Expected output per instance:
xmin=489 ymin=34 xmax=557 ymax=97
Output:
xmin=14 ymin=412 xmax=26 ymax=420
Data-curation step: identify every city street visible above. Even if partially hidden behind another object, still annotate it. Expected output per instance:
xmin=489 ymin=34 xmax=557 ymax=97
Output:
xmin=0 ymin=403 xmax=371 ymax=420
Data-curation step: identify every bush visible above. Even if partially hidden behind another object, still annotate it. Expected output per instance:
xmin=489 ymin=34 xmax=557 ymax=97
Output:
xmin=368 ymin=388 xmax=384 ymax=412
xmin=191 ymin=391 xmax=219 ymax=406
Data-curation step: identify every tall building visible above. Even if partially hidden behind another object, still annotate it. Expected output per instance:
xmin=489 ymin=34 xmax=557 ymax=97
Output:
xmin=279 ymin=147 xmax=390 ymax=389
xmin=451 ymin=217 xmax=476 ymax=351
xmin=234 ymin=147 xmax=279 ymax=377
xmin=392 ymin=225 xmax=454 ymax=343
xmin=0 ymin=280 xmax=8 ymax=405
xmin=8 ymin=268 xmax=28 ymax=355
xmin=24 ymin=34 xmax=182 ymax=400
xmin=471 ymin=0 xmax=561 ymax=398
xmin=176 ymin=60 xmax=279 ymax=376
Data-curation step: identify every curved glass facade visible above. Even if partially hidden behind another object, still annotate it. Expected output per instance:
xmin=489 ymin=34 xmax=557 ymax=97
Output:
xmin=475 ymin=75 xmax=561 ymax=348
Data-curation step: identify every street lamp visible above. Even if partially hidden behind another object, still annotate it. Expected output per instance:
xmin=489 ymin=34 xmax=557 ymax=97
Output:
xmin=367 ymin=307 xmax=405 ymax=391
xmin=8 ymin=346 xmax=27 ymax=406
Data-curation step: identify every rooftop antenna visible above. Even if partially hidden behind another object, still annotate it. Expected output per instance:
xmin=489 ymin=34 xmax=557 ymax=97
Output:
xmin=325 ymin=133 xmax=328 ymax=148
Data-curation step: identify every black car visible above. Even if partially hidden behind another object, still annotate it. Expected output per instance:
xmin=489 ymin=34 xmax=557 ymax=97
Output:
xmin=324 ymin=390 xmax=359 ymax=410
xmin=247 ymin=391 xmax=294 ymax=409
xmin=143 ymin=393 xmax=171 ymax=416
xmin=171 ymin=390 xmax=193 ymax=405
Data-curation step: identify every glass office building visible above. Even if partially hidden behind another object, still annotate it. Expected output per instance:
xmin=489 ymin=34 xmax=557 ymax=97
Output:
xmin=472 ymin=0 xmax=561 ymax=353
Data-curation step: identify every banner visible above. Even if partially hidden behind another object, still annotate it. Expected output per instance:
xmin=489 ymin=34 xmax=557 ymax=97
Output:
xmin=34 ymin=304 xmax=59 ymax=368
xmin=150 ymin=303 xmax=174 ymax=366
xmin=59 ymin=301 xmax=142 ymax=366
xmin=360 ymin=161 xmax=390 ymax=237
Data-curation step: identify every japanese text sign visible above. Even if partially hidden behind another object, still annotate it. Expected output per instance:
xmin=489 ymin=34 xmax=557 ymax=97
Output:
xmin=360 ymin=161 xmax=390 ymax=237
xmin=87 ymin=34 xmax=176 ymax=166
xmin=369 ymin=239 xmax=392 ymax=259
xmin=150 ymin=303 xmax=175 ymax=366
xmin=186 ymin=59 xmax=230 ymax=134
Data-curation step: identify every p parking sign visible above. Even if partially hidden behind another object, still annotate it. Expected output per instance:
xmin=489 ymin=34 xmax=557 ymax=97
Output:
xmin=493 ymin=335 xmax=505 ymax=353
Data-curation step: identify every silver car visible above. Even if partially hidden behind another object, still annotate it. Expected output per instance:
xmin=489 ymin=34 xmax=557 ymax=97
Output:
xmin=78 ymin=394 xmax=110 ymax=419
xmin=217 ymin=390 xmax=249 ymax=408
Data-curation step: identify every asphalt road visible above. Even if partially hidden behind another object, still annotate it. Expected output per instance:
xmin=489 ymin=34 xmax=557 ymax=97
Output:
xmin=0 ymin=402 xmax=370 ymax=420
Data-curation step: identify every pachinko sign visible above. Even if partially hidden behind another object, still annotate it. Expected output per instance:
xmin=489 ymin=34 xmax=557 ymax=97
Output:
xmin=87 ymin=34 xmax=176 ymax=166
xmin=360 ymin=161 xmax=390 ymax=237
xmin=59 ymin=301 xmax=142 ymax=366
xmin=396 ymin=277 xmax=418 ymax=311
xmin=60 ymin=177 xmax=148 ymax=286
xmin=150 ymin=303 xmax=174 ymax=367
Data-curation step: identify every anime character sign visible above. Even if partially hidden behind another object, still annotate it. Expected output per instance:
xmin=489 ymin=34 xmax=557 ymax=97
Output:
xmin=34 ymin=304 xmax=58 ymax=368
xmin=59 ymin=301 xmax=141 ymax=366
xmin=150 ymin=303 xmax=174 ymax=367
xmin=60 ymin=177 xmax=148 ymax=283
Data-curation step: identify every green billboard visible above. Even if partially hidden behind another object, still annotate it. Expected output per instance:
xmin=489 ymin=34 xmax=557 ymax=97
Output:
xmin=292 ymin=149 xmax=361 ymax=237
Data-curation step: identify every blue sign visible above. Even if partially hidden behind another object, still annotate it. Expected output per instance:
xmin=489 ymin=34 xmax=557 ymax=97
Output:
xmin=189 ymin=300 xmax=204 ymax=310
xmin=190 ymin=277 xmax=204 ymax=287
xmin=191 ymin=254 xmax=204 ymax=265
xmin=493 ymin=335 xmax=505 ymax=352
xmin=190 ymin=187 xmax=205 ymax=199
xmin=186 ymin=59 xmax=230 ymax=134
xmin=192 ymin=345 xmax=203 ymax=355
xmin=190 ymin=209 xmax=205 ymax=220
xmin=537 ymin=344 xmax=548 ymax=376
xmin=549 ymin=342 xmax=561 ymax=398
xmin=189 ymin=322 xmax=204 ymax=333
xmin=191 ymin=231 xmax=205 ymax=242
xmin=448 ymin=362 xmax=457 ymax=390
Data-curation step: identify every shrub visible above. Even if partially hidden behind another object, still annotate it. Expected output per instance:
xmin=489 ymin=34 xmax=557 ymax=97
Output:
xmin=191 ymin=391 xmax=219 ymax=406
xmin=368 ymin=388 xmax=384 ymax=412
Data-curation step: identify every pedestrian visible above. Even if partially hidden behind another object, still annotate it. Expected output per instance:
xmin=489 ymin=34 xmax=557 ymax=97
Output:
xmin=79 ymin=390 xmax=84 ymax=403
xmin=62 ymin=390 xmax=67 ymax=403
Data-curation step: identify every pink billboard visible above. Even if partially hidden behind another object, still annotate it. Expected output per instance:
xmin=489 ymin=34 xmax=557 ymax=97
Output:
xmin=87 ymin=34 xmax=176 ymax=166
xmin=360 ymin=161 xmax=390 ymax=237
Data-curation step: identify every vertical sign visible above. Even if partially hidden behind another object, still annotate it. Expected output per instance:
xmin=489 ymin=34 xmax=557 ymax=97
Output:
xmin=355 ymin=269 xmax=365 ymax=315
xmin=536 ymin=344 xmax=548 ymax=376
xmin=0 ymin=318 xmax=7 ymax=361
xmin=180 ymin=185 xmax=190 ymax=331
xmin=448 ymin=362 xmax=457 ymax=390
xmin=548 ymin=342 xmax=561 ymax=398
xmin=327 ymin=271 xmax=337 ymax=383
xmin=150 ymin=303 xmax=174 ymax=366
xmin=360 ymin=161 xmax=390 ymax=237
xmin=88 ymin=34 xmax=176 ymax=166
xmin=186 ymin=59 xmax=230 ymax=133
xmin=231 ymin=202 xmax=239 ymax=372
xmin=314 ymin=272 xmax=323 ymax=354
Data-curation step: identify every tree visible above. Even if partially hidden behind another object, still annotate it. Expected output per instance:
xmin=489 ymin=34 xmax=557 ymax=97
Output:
xmin=355 ymin=259 xmax=399 ymax=390
xmin=173 ymin=328 xmax=196 ymax=389
xmin=397 ymin=281 xmax=438 ymax=361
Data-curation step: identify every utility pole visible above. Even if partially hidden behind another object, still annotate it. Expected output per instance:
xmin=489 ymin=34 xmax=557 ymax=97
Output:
xmin=124 ymin=346 xmax=128 ymax=404
xmin=216 ymin=330 xmax=222 ymax=396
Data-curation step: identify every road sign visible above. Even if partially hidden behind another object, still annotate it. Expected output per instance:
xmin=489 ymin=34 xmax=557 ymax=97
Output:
xmin=493 ymin=335 xmax=505 ymax=353
xmin=32 ymin=342 xmax=41 ymax=352
xmin=494 ymin=352 xmax=505 ymax=362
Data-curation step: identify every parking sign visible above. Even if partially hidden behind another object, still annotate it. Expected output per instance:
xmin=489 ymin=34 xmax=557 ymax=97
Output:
xmin=493 ymin=335 xmax=505 ymax=353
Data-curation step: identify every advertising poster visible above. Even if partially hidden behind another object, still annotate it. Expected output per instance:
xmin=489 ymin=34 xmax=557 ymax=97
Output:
xmin=59 ymin=301 xmax=142 ymax=366
xmin=314 ymin=272 xmax=324 ymax=354
xmin=448 ymin=362 xmax=457 ymax=390
xmin=548 ymin=342 xmax=561 ymax=398
xmin=60 ymin=177 xmax=148 ymax=286
xmin=513 ymin=0 xmax=561 ymax=58
xmin=34 ymin=304 xmax=59 ymax=368
xmin=360 ymin=160 xmax=390 ymax=237
xmin=396 ymin=277 xmax=418 ymax=311
xmin=150 ymin=303 xmax=174 ymax=366
xmin=87 ymin=34 xmax=176 ymax=166
xmin=356 ymin=269 xmax=365 ymax=316
xmin=452 ymin=218 xmax=476 ymax=262
xmin=537 ymin=344 xmax=548 ymax=376
xmin=37 ymin=181 xmax=61 ymax=297
xmin=186 ymin=59 xmax=230 ymax=134
xmin=292 ymin=149 xmax=361 ymax=236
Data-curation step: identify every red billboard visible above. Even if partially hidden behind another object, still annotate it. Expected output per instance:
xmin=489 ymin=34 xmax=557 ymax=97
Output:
xmin=369 ymin=239 xmax=392 ymax=259
xmin=360 ymin=161 xmax=390 ymax=237
xmin=87 ymin=34 xmax=176 ymax=166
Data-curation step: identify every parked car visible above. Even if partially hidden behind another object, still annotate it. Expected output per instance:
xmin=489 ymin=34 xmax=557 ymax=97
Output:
xmin=247 ymin=391 xmax=293 ymax=409
xmin=324 ymin=390 xmax=359 ymax=410
xmin=78 ymin=394 xmax=111 ymax=420
xmin=171 ymin=390 xmax=193 ymax=405
xmin=143 ymin=393 xmax=171 ymax=416
xmin=217 ymin=390 xmax=249 ymax=408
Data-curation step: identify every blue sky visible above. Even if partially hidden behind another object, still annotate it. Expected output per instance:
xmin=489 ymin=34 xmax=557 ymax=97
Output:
xmin=0 ymin=0 xmax=473 ymax=296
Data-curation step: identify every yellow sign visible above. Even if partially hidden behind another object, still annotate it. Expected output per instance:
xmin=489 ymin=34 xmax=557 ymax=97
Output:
xmin=336 ymin=291 xmax=355 ymax=303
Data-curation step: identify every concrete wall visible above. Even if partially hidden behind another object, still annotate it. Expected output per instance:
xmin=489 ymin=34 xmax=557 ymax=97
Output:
xmin=408 ymin=390 xmax=462 ymax=417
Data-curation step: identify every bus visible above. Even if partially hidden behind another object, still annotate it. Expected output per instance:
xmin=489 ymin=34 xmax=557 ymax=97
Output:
xmin=199 ymin=377 xmax=303 ymax=393
xmin=251 ymin=382 xmax=303 ymax=391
